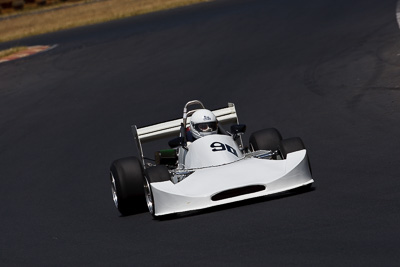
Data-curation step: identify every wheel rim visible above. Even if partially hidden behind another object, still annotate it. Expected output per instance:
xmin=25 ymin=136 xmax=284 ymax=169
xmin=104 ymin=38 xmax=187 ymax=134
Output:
xmin=143 ymin=177 xmax=154 ymax=215
xmin=110 ymin=172 xmax=118 ymax=208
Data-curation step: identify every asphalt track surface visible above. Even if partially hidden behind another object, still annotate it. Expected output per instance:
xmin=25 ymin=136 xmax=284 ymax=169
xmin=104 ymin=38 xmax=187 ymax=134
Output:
xmin=1 ymin=0 xmax=400 ymax=265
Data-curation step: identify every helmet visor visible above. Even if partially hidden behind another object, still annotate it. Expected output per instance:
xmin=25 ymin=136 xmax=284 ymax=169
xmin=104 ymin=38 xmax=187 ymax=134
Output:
xmin=194 ymin=122 xmax=218 ymax=133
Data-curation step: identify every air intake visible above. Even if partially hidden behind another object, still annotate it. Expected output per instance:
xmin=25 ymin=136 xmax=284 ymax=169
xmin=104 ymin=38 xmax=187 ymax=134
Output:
xmin=211 ymin=185 xmax=266 ymax=201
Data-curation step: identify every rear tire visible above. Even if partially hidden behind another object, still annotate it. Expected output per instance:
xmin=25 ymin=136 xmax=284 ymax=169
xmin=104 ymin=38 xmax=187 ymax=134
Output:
xmin=144 ymin=165 xmax=171 ymax=217
xmin=249 ymin=128 xmax=282 ymax=151
xmin=110 ymin=157 xmax=146 ymax=216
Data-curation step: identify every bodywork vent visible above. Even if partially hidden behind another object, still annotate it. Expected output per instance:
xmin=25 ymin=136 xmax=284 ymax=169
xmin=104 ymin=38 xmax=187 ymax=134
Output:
xmin=211 ymin=185 xmax=266 ymax=201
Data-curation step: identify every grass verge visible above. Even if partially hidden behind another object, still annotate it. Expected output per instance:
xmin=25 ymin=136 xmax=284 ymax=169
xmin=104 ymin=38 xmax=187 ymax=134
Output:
xmin=0 ymin=46 xmax=27 ymax=57
xmin=0 ymin=0 xmax=210 ymax=43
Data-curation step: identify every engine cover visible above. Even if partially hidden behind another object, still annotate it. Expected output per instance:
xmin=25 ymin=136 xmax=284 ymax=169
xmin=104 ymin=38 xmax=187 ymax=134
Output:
xmin=185 ymin=135 xmax=244 ymax=169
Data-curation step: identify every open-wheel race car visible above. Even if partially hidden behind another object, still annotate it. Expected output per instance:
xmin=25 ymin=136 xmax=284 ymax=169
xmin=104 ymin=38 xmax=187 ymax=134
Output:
xmin=109 ymin=100 xmax=314 ymax=217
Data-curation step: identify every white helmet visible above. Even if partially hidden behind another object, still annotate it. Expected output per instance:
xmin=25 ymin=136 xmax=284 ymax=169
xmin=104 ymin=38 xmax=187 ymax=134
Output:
xmin=190 ymin=109 xmax=218 ymax=139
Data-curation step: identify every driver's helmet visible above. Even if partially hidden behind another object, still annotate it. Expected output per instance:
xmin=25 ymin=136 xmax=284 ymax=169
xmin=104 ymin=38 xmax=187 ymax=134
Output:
xmin=190 ymin=109 xmax=218 ymax=139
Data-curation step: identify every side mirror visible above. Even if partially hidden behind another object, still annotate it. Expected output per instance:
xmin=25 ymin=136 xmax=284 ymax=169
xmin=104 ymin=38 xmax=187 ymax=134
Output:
xmin=231 ymin=124 xmax=246 ymax=135
xmin=168 ymin=137 xmax=185 ymax=148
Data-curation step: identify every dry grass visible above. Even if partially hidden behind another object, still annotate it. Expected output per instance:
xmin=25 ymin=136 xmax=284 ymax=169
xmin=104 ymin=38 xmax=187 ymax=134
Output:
xmin=0 ymin=0 xmax=210 ymax=43
xmin=0 ymin=46 xmax=27 ymax=57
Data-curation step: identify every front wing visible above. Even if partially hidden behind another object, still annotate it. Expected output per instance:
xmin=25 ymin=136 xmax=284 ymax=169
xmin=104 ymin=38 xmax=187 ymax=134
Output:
xmin=150 ymin=150 xmax=313 ymax=216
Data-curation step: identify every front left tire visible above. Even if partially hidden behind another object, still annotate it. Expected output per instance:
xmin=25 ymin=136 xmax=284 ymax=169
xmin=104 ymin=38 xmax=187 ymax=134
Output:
xmin=249 ymin=128 xmax=282 ymax=151
xmin=279 ymin=137 xmax=305 ymax=159
xmin=279 ymin=137 xmax=313 ymax=191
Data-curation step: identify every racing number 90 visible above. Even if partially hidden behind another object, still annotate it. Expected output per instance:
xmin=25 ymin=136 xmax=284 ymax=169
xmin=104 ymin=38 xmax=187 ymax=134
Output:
xmin=210 ymin=142 xmax=238 ymax=157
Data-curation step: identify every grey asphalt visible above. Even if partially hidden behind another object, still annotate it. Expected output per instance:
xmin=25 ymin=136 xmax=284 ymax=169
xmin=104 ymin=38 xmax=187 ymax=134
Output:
xmin=1 ymin=0 xmax=400 ymax=265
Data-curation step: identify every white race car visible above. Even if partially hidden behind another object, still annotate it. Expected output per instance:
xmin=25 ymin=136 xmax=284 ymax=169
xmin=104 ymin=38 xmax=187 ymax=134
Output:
xmin=110 ymin=100 xmax=314 ymax=217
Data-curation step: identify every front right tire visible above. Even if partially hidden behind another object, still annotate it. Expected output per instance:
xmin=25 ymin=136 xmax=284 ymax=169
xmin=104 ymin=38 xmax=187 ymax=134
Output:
xmin=144 ymin=165 xmax=171 ymax=217
xmin=110 ymin=157 xmax=146 ymax=216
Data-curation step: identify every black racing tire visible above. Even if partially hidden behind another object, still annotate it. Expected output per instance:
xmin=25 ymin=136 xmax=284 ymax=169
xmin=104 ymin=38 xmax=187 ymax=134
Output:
xmin=144 ymin=165 xmax=171 ymax=217
xmin=249 ymin=128 xmax=282 ymax=151
xmin=110 ymin=157 xmax=146 ymax=216
xmin=279 ymin=137 xmax=305 ymax=159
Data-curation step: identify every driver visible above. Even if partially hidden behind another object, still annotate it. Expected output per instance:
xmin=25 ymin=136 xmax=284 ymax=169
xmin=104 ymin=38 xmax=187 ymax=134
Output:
xmin=187 ymin=109 xmax=218 ymax=141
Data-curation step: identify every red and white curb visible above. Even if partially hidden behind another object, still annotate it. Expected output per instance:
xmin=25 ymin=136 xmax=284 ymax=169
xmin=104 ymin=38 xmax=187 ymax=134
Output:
xmin=0 ymin=44 xmax=57 ymax=63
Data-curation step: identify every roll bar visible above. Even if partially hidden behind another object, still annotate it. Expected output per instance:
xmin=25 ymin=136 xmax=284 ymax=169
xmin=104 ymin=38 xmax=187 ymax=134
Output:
xmin=132 ymin=100 xmax=239 ymax=167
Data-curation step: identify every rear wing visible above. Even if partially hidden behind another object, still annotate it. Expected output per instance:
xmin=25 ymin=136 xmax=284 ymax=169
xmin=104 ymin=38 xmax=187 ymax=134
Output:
xmin=132 ymin=102 xmax=239 ymax=166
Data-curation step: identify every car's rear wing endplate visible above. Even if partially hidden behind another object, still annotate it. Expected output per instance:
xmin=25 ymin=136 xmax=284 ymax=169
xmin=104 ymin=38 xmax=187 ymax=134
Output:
xmin=131 ymin=103 xmax=239 ymax=167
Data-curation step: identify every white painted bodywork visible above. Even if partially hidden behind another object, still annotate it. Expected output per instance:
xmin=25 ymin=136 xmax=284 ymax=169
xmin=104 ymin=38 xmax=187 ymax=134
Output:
xmin=131 ymin=101 xmax=313 ymax=216
xmin=150 ymin=136 xmax=313 ymax=216
xmin=185 ymin=135 xmax=244 ymax=168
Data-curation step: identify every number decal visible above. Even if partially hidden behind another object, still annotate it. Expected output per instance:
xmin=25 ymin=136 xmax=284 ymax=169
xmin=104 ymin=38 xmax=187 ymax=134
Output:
xmin=210 ymin=142 xmax=238 ymax=157
xmin=211 ymin=142 xmax=226 ymax=152
xmin=226 ymin=144 xmax=238 ymax=157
